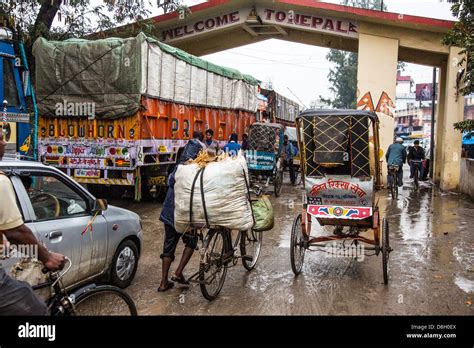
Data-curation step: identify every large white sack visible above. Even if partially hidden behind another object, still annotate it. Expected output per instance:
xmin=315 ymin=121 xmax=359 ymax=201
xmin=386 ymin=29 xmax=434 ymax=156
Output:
xmin=174 ymin=153 xmax=254 ymax=233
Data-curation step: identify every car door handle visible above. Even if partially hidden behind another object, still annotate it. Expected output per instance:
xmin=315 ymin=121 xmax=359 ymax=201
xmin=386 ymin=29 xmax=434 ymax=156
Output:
xmin=46 ymin=231 xmax=62 ymax=239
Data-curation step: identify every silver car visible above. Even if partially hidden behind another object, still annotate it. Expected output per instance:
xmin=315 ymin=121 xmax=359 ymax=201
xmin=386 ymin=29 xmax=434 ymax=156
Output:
xmin=0 ymin=158 xmax=142 ymax=289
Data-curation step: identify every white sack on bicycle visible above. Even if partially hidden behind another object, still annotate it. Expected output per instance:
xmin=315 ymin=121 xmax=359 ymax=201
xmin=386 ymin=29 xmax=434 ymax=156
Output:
xmin=174 ymin=152 xmax=254 ymax=233
xmin=10 ymin=258 xmax=52 ymax=301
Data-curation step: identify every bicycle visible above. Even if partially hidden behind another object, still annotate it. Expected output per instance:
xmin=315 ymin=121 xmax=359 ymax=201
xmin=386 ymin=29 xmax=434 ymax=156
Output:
xmin=188 ymin=185 xmax=264 ymax=301
xmin=410 ymin=159 xmax=423 ymax=190
xmin=387 ymin=165 xmax=400 ymax=199
xmin=32 ymin=257 xmax=137 ymax=315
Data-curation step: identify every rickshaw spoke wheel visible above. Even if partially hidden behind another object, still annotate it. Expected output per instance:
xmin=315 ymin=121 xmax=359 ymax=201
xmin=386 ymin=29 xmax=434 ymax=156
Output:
xmin=290 ymin=213 xmax=306 ymax=275
xmin=382 ymin=217 xmax=390 ymax=284
xmin=199 ymin=229 xmax=228 ymax=301
xmin=241 ymin=229 xmax=263 ymax=271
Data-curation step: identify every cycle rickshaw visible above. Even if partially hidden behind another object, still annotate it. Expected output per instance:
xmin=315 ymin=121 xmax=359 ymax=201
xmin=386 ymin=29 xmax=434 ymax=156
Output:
xmin=246 ymin=122 xmax=285 ymax=196
xmin=290 ymin=109 xmax=392 ymax=284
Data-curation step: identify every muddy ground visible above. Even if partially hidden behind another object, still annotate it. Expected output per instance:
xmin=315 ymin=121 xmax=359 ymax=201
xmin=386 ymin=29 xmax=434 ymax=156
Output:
xmin=111 ymin=171 xmax=474 ymax=315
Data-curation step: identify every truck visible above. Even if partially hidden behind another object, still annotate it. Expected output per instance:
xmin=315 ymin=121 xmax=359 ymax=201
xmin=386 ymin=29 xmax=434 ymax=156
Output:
xmin=0 ymin=26 xmax=34 ymax=158
xmin=259 ymin=88 xmax=300 ymax=127
xmin=33 ymin=33 xmax=259 ymax=201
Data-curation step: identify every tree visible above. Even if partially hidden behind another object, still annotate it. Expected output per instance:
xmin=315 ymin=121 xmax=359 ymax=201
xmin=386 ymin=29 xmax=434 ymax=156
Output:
xmin=342 ymin=0 xmax=385 ymax=11
xmin=443 ymin=0 xmax=473 ymax=97
xmin=320 ymin=50 xmax=358 ymax=109
xmin=443 ymin=0 xmax=474 ymax=137
xmin=454 ymin=120 xmax=474 ymax=139
xmin=320 ymin=0 xmax=407 ymax=108
xmin=0 ymin=0 xmax=192 ymax=79
xmin=0 ymin=0 xmax=189 ymax=44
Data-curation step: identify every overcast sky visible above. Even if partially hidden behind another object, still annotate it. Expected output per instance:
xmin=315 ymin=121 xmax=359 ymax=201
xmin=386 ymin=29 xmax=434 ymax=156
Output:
xmin=166 ymin=0 xmax=456 ymax=107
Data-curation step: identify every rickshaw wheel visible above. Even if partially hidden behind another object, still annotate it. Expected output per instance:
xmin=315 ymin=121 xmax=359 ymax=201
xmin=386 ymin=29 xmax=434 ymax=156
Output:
xmin=382 ymin=217 xmax=390 ymax=284
xmin=274 ymin=170 xmax=283 ymax=197
xmin=290 ymin=213 xmax=306 ymax=275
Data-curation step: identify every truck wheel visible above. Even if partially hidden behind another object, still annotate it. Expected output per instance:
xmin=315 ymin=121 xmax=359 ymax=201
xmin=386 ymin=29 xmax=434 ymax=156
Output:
xmin=111 ymin=240 xmax=139 ymax=288
xmin=153 ymin=185 xmax=167 ymax=202
xmin=141 ymin=181 xmax=154 ymax=201
xmin=108 ymin=186 xmax=126 ymax=199
xmin=86 ymin=184 xmax=106 ymax=198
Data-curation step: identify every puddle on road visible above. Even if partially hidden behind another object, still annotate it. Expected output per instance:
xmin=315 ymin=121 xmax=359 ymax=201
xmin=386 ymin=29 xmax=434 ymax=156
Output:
xmin=113 ymin=172 xmax=474 ymax=315
xmin=454 ymin=276 xmax=474 ymax=293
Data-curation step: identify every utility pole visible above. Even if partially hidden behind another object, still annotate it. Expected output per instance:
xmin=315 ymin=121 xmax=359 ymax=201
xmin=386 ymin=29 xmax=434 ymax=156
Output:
xmin=429 ymin=67 xmax=436 ymax=178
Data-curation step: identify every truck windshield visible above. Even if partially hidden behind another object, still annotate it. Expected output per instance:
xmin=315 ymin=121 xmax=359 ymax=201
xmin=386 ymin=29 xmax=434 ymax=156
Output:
xmin=2 ymin=58 xmax=20 ymax=107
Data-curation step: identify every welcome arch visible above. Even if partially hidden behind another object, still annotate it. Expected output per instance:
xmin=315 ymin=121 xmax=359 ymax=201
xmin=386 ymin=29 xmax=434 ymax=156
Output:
xmin=108 ymin=0 xmax=464 ymax=191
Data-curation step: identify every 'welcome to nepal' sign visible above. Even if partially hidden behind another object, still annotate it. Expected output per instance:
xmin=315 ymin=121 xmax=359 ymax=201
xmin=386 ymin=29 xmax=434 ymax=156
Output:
xmin=161 ymin=7 xmax=358 ymax=42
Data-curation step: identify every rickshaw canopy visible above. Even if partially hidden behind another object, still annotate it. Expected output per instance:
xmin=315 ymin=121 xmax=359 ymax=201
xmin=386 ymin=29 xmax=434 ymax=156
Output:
xmin=247 ymin=122 xmax=284 ymax=172
xmin=296 ymin=109 xmax=380 ymax=180
xmin=248 ymin=123 xmax=284 ymax=152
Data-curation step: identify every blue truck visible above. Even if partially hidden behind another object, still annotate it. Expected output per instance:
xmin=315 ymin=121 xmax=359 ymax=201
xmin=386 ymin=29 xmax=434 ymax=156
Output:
xmin=0 ymin=26 xmax=35 ymax=158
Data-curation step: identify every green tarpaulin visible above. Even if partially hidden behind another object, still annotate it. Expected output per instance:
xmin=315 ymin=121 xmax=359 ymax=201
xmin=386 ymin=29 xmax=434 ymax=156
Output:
xmin=33 ymin=33 xmax=260 ymax=120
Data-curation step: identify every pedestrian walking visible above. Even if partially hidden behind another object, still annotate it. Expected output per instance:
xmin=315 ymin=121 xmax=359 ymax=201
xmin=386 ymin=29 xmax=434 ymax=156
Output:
xmin=223 ymin=133 xmax=241 ymax=157
xmin=282 ymin=135 xmax=297 ymax=185
xmin=204 ymin=129 xmax=219 ymax=156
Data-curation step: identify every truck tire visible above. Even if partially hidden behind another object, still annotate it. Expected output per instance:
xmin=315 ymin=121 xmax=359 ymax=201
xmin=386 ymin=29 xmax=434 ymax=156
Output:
xmin=86 ymin=184 xmax=106 ymax=199
xmin=141 ymin=180 xmax=154 ymax=201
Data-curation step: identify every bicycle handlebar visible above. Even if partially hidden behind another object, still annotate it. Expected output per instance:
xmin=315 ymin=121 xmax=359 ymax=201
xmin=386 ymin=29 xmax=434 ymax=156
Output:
xmin=42 ymin=257 xmax=72 ymax=287
xmin=42 ymin=256 xmax=70 ymax=273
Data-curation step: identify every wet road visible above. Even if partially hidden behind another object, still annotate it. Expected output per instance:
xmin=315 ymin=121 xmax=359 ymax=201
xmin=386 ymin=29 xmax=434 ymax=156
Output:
xmin=112 ymin=171 xmax=474 ymax=315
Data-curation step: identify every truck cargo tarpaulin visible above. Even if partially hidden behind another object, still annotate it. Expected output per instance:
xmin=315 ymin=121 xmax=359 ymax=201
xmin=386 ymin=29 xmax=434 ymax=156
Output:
xmin=33 ymin=33 xmax=260 ymax=120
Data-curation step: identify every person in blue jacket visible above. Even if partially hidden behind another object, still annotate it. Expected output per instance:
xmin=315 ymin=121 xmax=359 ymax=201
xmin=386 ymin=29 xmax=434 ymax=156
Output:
xmin=158 ymin=131 xmax=205 ymax=292
xmin=223 ymin=133 xmax=241 ymax=156
xmin=283 ymin=135 xmax=297 ymax=185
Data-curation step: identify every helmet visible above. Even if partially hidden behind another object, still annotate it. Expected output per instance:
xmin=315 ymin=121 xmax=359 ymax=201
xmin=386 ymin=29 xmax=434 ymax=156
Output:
xmin=395 ymin=137 xmax=404 ymax=143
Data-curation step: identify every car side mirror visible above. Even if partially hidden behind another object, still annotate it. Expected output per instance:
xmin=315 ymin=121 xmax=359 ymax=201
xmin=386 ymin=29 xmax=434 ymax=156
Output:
xmin=94 ymin=198 xmax=108 ymax=212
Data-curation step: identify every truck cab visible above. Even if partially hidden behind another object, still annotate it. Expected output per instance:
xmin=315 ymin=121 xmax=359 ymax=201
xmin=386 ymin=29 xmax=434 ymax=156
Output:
xmin=0 ymin=27 xmax=31 ymax=156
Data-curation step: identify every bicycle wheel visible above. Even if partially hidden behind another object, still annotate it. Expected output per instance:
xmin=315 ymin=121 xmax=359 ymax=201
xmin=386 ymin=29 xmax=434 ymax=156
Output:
xmin=391 ymin=172 xmax=398 ymax=199
xmin=274 ymin=170 xmax=283 ymax=197
xmin=290 ymin=213 xmax=306 ymax=275
xmin=199 ymin=228 xmax=228 ymax=301
xmin=414 ymin=165 xmax=419 ymax=190
xmin=241 ymin=229 xmax=263 ymax=271
xmin=72 ymin=285 xmax=137 ymax=315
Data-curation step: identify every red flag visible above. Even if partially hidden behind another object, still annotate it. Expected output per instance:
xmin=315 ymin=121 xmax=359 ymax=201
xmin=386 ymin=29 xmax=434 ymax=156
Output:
xmin=357 ymin=92 xmax=375 ymax=112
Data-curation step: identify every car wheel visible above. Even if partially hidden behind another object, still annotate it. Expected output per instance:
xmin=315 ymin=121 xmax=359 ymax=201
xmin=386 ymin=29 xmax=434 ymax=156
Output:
xmin=111 ymin=240 xmax=139 ymax=288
